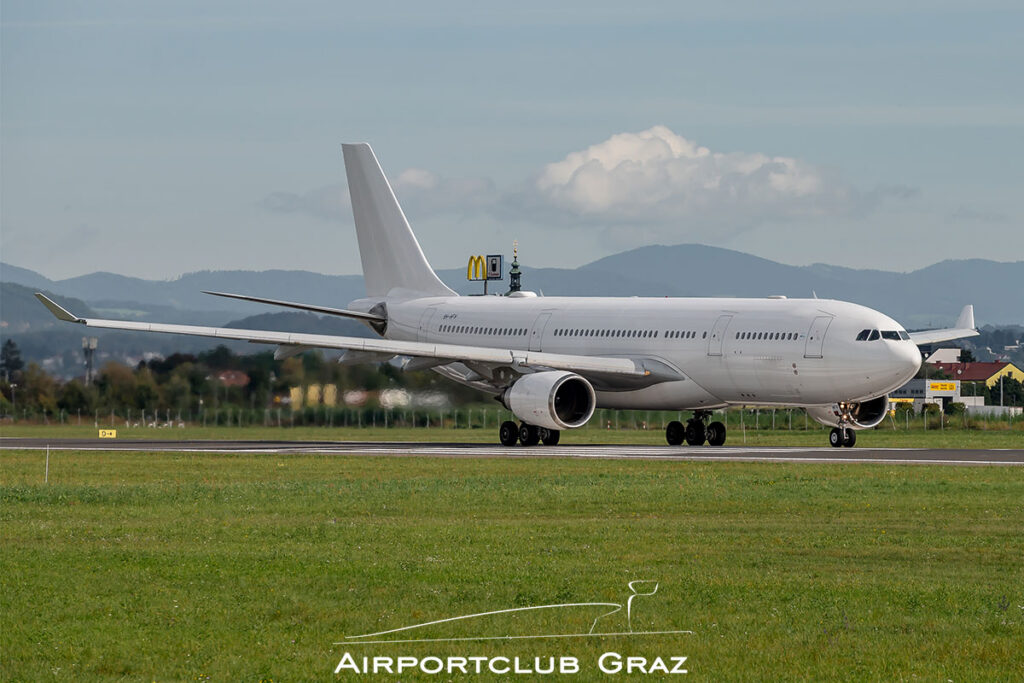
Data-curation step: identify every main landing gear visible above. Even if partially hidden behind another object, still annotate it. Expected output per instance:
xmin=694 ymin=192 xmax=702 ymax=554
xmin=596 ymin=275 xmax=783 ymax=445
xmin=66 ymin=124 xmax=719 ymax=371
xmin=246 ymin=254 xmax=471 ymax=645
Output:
xmin=829 ymin=427 xmax=856 ymax=448
xmin=499 ymin=421 xmax=560 ymax=447
xmin=666 ymin=411 xmax=726 ymax=447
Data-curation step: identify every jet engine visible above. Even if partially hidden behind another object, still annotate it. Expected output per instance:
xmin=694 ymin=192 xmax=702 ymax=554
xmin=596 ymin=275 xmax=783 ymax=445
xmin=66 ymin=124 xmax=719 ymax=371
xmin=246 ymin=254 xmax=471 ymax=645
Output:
xmin=503 ymin=371 xmax=596 ymax=431
xmin=805 ymin=395 xmax=889 ymax=430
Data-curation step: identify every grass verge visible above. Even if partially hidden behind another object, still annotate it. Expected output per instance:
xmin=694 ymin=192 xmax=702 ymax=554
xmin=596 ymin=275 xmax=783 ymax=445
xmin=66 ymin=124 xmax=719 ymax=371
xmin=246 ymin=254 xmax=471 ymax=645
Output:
xmin=2 ymin=450 xmax=1022 ymax=680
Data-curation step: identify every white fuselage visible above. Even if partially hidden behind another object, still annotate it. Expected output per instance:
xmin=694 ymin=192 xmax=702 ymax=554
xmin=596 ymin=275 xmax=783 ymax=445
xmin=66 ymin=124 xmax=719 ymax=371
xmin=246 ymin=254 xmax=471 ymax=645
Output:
xmin=373 ymin=293 xmax=922 ymax=410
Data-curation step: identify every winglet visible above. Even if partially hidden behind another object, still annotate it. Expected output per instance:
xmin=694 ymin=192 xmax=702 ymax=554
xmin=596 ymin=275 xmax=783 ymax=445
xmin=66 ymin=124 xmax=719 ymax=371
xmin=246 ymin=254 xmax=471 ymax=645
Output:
xmin=34 ymin=293 xmax=84 ymax=323
xmin=955 ymin=304 xmax=975 ymax=331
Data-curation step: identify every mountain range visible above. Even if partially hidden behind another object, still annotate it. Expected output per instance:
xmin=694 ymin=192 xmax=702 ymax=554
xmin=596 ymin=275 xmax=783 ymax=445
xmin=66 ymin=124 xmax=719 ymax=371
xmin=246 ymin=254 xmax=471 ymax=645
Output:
xmin=3 ymin=245 xmax=1021 ymax=372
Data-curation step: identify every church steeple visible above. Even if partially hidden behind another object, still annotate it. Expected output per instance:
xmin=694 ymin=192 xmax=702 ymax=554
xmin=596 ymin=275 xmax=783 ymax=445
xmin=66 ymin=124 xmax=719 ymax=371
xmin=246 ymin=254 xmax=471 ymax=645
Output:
xmin=507 ymin=240 xmax=522 ymax=294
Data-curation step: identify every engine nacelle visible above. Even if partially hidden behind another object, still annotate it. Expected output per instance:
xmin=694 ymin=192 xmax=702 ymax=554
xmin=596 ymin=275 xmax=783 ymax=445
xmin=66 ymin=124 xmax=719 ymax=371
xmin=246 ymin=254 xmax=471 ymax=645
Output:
xmin=503 ymin=371 xmax=596 ymax=431
xmin=805 ymin=395 xmax=889 ymax=430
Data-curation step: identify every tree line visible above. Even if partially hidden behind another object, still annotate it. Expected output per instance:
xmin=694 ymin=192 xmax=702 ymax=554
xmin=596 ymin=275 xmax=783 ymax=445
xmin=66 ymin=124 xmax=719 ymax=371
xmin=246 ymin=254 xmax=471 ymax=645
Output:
xmin=0 ymin=340 xmax=482 ymax=419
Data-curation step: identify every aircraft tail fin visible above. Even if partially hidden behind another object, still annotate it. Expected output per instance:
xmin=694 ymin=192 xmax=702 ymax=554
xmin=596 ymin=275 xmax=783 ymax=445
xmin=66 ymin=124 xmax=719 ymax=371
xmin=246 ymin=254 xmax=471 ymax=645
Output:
xmin=907 ymin=304 xmax=979 ymax=346
xmin=954 ymin=304 xmax=975 ymax=331
xmin=342 ymin=143 xmax=455 ymax=299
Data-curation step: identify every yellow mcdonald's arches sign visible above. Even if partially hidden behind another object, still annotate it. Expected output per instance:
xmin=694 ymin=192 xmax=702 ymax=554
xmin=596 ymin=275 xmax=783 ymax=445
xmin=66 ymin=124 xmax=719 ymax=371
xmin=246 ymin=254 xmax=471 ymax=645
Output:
xmin=467 ymin=255 xmax=487 ymax=281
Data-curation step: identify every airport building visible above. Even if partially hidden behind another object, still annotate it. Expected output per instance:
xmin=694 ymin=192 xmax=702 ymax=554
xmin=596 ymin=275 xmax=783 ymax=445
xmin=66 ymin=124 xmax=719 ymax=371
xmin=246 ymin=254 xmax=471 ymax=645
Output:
xmin=892 ymin=355 xmax=1023 ymax=416
xmin=889 ymin=379 xmax=971 ymax=412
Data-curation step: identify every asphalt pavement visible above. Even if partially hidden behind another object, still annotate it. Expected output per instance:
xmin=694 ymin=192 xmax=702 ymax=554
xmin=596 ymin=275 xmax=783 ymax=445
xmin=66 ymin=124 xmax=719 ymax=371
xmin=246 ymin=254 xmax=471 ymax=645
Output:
xmin=2 ymin=438 xmax=1022 ymax=465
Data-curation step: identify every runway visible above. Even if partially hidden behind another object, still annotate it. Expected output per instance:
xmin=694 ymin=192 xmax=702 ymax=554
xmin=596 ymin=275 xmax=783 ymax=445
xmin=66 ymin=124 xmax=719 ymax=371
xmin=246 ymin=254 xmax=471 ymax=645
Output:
xmin=2 ymin=438 xmax=1022 ymax=466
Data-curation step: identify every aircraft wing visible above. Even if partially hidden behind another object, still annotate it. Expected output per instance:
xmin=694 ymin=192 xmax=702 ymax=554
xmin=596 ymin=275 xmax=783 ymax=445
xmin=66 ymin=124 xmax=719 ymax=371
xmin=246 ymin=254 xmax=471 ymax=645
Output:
xmin=35 ymin=293 xmax=655 ymax=380
xmin=908 ymin=305 xmax=980 ymax=345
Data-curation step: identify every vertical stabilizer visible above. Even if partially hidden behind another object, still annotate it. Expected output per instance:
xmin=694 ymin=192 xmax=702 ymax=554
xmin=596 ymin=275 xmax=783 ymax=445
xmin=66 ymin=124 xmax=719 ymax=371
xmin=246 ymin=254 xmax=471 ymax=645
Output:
xmin=342 ymin=143 xmax=456 ymax=298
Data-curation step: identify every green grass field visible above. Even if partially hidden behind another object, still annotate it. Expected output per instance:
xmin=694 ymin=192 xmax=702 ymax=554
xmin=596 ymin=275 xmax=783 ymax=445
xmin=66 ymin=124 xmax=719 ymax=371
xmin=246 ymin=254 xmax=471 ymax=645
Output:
xmin=2 ymin=419 xmax=1023 ymax=448
xmin=2 ymin=450 xmax=1022 ymax=680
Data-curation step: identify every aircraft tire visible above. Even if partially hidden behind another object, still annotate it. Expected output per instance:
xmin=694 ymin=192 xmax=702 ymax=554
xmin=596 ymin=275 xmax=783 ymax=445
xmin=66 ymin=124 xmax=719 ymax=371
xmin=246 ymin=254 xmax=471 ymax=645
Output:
xmin=685 ymin=420 xmax=707 ymax=446
xmin=829 ymin=427 xmax=844 ymax=448
xmin=539 ymin=428 xmax=561 ymax=446
xmin=666 ymin=420 xmax=685 ymax=446
xmin=519 ymin=423 xmax=540 ymax=447
xmin=843 ymin=428 xmax=857 ymax=448
xmin=706 ymin=421 xmax=727 ymax=446
xmin=499 ymin=420 xmax=519 ymax=447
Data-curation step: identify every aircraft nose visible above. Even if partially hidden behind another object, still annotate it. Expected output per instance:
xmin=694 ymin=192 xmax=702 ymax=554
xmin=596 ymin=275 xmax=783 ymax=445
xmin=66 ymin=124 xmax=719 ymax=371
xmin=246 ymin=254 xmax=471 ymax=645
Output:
xmin=894 ymin=341 xmax=922 ymax=381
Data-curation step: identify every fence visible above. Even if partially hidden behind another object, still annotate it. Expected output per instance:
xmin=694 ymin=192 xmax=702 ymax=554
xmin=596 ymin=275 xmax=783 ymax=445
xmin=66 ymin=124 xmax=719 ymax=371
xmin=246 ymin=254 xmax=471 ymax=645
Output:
xmin=5 ymin=405 xmax=1019 ymax=432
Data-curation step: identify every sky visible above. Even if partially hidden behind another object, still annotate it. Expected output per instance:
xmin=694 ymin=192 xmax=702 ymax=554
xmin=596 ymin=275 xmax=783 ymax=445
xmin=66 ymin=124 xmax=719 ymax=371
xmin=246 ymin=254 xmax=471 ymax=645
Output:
xmin=2 ymin=1 xmax=1022 ymax=280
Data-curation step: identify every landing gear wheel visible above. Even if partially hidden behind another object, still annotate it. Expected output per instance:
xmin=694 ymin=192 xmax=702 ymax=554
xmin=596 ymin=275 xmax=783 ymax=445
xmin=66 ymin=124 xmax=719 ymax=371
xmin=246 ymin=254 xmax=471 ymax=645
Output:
xmin=706 ymin=421 xmax=727 ymax=446
xmin=829 ymin=427 xmax=844 ymax=448
xmin=519 ymin=423 xmax=540 ymax=447
xmin=685 ymin=420 xmax=707 ymax=446
xmin=666 ymin=420 xmax=684 ymax=446
xmin=539 ymin=428 xmax=561 ymax=446
xmin=499 ymin=421 xmax=518 ymax=447
xmin=842 ymin=428 xmax=856 ymax=448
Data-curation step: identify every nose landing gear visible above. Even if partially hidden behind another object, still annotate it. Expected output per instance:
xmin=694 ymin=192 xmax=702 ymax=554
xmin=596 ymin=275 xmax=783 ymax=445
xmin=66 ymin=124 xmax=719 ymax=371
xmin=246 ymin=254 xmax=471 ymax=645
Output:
xmin=829 ymin=427 xmax=856 ymax=448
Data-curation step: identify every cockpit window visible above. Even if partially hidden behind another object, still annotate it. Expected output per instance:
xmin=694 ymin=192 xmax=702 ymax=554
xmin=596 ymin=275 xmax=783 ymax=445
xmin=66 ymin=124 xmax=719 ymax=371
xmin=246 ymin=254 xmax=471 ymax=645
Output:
xmin=856 ymin=329 xmax=871 ymax=341
xmin=881 ymin=330 xmax=901 ymax=340
xmin=868 ymin=330 xmax=880 ymax=341
xmin=898 ymin=330 xmax=910 ymax=341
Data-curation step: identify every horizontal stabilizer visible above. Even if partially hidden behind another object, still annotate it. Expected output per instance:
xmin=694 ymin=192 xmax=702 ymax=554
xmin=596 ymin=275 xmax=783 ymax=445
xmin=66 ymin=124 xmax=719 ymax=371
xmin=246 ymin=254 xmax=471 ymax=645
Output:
xmin=203 ymin=290 xmax=385 ymax=322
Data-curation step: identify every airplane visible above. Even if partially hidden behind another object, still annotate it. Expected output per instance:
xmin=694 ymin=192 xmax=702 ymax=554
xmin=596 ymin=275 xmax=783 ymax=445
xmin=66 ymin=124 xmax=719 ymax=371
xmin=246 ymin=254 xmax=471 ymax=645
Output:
xmin=36 ymin=143 xmax=979 ymax=448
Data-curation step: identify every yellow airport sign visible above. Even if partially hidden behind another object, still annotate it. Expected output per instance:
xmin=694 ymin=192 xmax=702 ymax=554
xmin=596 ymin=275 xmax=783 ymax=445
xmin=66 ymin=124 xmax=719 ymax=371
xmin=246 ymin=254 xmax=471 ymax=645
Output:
xmin=929 ymin=382 xmax=957 ymax=392
xmin=99 ymin=430 xmax=117 ymax=438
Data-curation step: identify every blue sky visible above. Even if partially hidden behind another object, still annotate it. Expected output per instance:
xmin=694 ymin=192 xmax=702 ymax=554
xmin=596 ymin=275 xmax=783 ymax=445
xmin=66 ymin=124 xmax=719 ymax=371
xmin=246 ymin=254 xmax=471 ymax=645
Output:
xmin=2 ymin=1 xmax=1021 ymax=279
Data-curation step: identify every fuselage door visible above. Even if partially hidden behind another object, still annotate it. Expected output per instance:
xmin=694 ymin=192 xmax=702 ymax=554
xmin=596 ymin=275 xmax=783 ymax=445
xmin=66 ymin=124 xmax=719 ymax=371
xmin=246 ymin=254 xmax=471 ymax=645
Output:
xmin=417 ymin=306 xmax=439 ymax=342
xmin=707 ymin=314 xmax=734 ymax=356
xmin=529 ymin=312 xmax=553 ymax=352
xmin=803 ymin=315 xmax=833 ymax=358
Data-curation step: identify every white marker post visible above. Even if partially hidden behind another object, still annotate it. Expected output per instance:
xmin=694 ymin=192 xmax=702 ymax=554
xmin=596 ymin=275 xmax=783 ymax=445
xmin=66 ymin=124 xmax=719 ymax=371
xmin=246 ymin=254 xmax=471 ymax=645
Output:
xmin=45 ymin=445 xmax=49 ymax=484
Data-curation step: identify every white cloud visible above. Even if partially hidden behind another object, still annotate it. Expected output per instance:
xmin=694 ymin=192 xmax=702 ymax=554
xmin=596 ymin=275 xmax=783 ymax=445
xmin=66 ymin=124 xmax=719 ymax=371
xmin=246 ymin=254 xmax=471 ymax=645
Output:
xmin=262 ymin=126 xmax=913 ymax=248
xmin=525 ymin=125 xmax=855 ymax=232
